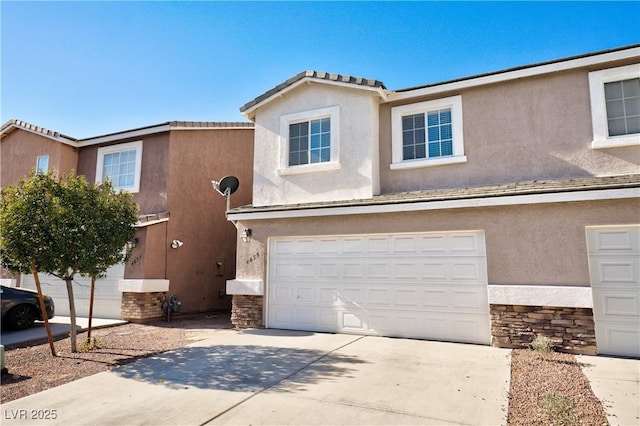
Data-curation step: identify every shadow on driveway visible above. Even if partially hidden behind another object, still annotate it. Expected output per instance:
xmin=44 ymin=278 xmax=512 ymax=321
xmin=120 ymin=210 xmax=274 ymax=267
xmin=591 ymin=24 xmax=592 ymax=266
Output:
xmin=113 ymin=344 xmax=368 ymax=392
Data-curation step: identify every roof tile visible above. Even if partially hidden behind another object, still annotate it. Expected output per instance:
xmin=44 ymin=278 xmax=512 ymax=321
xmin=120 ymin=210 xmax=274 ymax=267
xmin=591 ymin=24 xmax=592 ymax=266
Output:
xmin=229 ymin=174 xmax=640 ymax=214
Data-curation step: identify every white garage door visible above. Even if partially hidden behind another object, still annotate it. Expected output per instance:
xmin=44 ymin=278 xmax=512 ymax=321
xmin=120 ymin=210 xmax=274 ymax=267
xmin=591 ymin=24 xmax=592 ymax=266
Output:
xmin=21 ymin=262 xmax=125 ymax=320
xmin=587 ymin=225 xmax=640 ymax=357
xmin=268 ymin=231 xmax=490 ymax=345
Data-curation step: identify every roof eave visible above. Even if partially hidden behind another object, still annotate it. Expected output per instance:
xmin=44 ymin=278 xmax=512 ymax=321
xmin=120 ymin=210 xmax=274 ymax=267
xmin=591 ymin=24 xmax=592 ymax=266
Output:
xmin=387 ymin=44 xmax=640 ymax=102
xmin=1 ymin=120 xmax=79 ymax=147
xmin=241 ymin=76 xmax=388 ymax=120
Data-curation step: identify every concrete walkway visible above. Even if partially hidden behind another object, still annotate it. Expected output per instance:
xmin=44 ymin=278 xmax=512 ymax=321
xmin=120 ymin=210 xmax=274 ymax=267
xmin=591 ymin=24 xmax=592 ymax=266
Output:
xmin=1 ymin=329 xmax=512 ymax=425
xmin=1 ymin=316 xmax=127 ymax=346
xmin=578 ymin=354 xmax=640 ymax=426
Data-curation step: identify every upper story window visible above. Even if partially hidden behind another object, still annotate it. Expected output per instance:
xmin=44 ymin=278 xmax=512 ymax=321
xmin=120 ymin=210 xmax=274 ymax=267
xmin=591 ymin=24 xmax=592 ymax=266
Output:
xmin=391 ymin=95 xmax=466 ymax=170
xmin=95 ymin=141 xmax=143 ymax=192
xmin=36 ymin=155 xmax=49 ymax=174
xmin=589 ymin=64 xmax=640 ymax=149
xmin=289 ymin=117 xmax=331 ymax=166
xmin=279 ymin=106 xmax=341 ymax=175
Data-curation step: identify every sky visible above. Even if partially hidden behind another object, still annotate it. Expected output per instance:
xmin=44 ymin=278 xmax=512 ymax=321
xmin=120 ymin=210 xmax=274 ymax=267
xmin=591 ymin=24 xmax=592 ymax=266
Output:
xmin=1 ymin=1 xmax=639 ymax=139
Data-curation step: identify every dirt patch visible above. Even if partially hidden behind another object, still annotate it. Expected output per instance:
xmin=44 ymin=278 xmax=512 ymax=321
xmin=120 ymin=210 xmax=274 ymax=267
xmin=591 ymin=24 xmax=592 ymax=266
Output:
xmin=507 ymin=349 xmax=608 ymax=425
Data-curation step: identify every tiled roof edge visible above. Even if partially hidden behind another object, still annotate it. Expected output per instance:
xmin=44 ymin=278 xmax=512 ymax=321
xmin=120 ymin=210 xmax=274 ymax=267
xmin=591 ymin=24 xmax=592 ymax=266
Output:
xmin=396 ymin=43 xmax=640 ymax=93
xmin=240 ymin=70 xmax=386 ymax=113
xmin=1 ymin=119 xmax=78 ymax=141
xmin=168 ymin=121 xmax=254 ymax=128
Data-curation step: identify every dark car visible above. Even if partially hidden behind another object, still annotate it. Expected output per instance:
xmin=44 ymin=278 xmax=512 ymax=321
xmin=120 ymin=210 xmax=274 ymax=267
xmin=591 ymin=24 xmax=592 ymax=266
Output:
xmin=1 ymin=285 xmax=55 ymax=330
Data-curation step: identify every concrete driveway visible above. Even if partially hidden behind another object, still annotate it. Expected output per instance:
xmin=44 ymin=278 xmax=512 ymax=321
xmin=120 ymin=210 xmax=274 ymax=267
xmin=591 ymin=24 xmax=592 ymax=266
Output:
xmin=1 ymin=329 xmax=511 ymax=425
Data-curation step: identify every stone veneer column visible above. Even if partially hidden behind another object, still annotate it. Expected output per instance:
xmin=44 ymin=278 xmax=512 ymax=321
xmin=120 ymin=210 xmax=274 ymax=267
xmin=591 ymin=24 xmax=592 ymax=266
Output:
xmin=226 ymin=279 xmax=264 ymax=328
xmin=118 ymin=279 xmax=170 ymax=322
xmin=231 ymin=295 xmax=264 ymax=328
xmin=490 ymin=304 xmax=597 ymax=355
xmin=121 ymin=292 xmax=166 ymax=322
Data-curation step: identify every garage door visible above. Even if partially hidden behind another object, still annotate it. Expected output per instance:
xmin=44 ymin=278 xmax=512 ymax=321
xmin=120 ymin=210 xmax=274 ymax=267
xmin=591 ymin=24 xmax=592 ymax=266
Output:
xmin=21 ymin=262 xmax=125 ymax=320
xmin=587 ymin=225 xmax=640 ymax=357
xmin=268 ymin=231 xmax=490 ymax=345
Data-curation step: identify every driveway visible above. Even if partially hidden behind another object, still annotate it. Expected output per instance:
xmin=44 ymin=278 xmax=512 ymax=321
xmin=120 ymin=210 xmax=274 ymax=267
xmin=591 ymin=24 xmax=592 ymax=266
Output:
xmin=1 ymin=329 xmax=511 ymax=425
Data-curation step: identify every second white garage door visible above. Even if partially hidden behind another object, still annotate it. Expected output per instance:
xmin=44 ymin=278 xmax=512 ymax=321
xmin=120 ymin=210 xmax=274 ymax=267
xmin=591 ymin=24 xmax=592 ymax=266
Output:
xmin=268 ymin=231 xmax=490 ymax=345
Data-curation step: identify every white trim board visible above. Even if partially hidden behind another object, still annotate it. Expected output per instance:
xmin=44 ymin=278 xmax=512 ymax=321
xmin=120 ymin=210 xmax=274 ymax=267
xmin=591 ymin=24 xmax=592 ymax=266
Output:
xmin=228 ymin=187 xmax=640 ymax=221
xmin=488 ymin=285 xmax=593 ymax=308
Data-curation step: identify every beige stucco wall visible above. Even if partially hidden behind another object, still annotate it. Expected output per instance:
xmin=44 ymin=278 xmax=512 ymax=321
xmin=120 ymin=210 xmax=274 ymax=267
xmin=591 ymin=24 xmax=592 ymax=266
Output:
xmin=235 ymin=198 xmax=639 ymax=288
xmin=379 ymin=64 xmax=640 ymax=194
xmin=165 ymin=128 xmax=254 ymax=313
xmin=252 ymin=83 xmax=381 ymax=206
xmin=77 ymin=132 xmax=170 ymax=214
xmin=1 ymin=130 xmax=78 ymax=187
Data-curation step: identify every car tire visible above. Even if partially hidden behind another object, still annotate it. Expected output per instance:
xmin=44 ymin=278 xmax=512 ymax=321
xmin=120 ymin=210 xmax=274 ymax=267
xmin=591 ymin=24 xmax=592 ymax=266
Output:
xmin=8 ymin=304 xmax=38 ymax=330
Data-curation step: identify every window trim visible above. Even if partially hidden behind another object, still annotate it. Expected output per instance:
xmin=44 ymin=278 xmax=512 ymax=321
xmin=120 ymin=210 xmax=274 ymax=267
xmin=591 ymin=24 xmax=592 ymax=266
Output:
xmin=36 ymin=155 xmax=49 ymax=174
xmin=278 ymin=106 xmax=341 ymax=175
xmin=588 ymin=64 xmax=640 ymax=149
xmin=390 ymin=95 xmax=466 ymax=170
xmin=95 ymin=140 xmax=143 ymax=193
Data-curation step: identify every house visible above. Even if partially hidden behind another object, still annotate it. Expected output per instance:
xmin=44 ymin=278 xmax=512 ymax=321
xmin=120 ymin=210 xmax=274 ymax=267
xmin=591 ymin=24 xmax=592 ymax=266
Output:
xmin=226 ymin=44 xmax=640 ymax=357
xmin=1 ymin=120 xmax=254 ymax=321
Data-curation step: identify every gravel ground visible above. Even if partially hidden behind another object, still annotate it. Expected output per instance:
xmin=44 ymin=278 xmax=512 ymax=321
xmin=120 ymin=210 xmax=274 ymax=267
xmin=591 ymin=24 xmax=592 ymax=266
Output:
xmin=508 ymin=349 xmax=608 ymax=425
xmin=1 ymin=316 xmax=609 ymax=425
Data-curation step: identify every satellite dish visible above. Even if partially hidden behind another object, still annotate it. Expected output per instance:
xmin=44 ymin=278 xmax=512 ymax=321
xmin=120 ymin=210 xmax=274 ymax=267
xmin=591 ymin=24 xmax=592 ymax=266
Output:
xmin=212 ymin=175 xmax=239 ymax=196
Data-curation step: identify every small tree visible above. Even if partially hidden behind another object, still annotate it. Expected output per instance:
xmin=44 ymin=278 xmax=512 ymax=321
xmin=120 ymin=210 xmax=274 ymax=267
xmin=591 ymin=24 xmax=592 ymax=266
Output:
xmin=0 ymin=171 xmax=138 ymax=353
xmin=0 ymin=172 xmax=62 ymax=356
xmin=80 ymin=179 xmax=139 ymax=341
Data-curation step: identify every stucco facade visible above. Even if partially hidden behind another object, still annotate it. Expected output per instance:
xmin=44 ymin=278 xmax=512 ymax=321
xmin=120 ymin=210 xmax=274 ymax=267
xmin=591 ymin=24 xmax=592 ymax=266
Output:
xmin=252 ymin=83 xmax=382 ymax=206
xmin=228 ymin=45 xmax=640 ymax=356
xmin=379 ymin=63 xmax=640 ymax=193
xmin=1 ymin=120 xmax=254 ymax=319
xmin=1 ymin=127 xmax=78 ymax=186
xmin=234 ymin=198 xmax=639 ymax=289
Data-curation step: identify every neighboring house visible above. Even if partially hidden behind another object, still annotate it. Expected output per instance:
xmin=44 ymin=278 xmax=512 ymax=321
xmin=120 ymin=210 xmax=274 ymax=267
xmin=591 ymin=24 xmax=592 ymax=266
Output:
xmin=1 ymin=120 xmax=254 ymax=321
xmin=227 ymin=44 xmax=640 ymax=357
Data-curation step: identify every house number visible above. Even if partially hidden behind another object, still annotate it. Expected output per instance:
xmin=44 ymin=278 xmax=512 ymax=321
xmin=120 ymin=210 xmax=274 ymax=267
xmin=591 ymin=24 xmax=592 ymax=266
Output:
xmin=246 ymin=253 xmax=260 ymax=264
xmin=130 ymin=254 xmax=143 ymax=265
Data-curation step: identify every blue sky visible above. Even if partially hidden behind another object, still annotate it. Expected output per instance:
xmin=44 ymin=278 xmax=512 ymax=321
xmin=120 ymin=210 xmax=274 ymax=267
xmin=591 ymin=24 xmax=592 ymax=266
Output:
xmin=1 ymin=1 xmax=639 ymax=138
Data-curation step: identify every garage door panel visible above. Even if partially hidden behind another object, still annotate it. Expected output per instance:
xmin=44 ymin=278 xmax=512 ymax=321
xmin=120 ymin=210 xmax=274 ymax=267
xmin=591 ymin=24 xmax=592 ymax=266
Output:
xmin=587 ymin=227 xmax=640 ymax=255
xmin=590 ymin=258 xmax=639 ymax=285
xmin=21 ymin=263 xmax=124 ymax=319
xmin=596 ymin=322 xmax=640 ymax=357
xmin=587 ymin=225 xmax=640 ymax=357
xmin=592 ymin=290 xmax=640 ymax=317
xmin=268 ymin=231 xmax=490 ymax=345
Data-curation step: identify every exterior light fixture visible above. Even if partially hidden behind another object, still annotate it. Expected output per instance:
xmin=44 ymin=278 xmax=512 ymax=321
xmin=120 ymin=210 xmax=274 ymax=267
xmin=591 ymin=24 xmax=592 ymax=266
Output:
xmin=171 ymin=239 xmax=184 ymax=249
xmin=126 ymin=237 xmax=139 ymax=251
xmin=241 ymin=229 xmax=252 ymax=243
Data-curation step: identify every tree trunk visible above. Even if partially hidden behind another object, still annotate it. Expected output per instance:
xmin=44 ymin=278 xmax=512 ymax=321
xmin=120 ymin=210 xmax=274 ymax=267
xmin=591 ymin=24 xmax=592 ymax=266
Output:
xmin=64 ymin=278 xmax=78 ymax=353
xmin=87 ymin=276 xmax=96 ymax=341
xmin=31 ymin=263 xmax=56 ymax=357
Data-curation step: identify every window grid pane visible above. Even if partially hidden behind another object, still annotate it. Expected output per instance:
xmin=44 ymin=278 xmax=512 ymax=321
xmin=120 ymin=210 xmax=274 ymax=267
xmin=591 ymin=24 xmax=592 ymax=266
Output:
xmin=102 ymin=150 xmax=136 ymax=189
xmin=288 ymin=122 xmax=308 ymax=166
xmin=426 ymin=108 xmax=453 ymax=158
xmin=605 ymin=78 xmax=640 ymax=137
xmin=290 ymin=118 xmax=331 ymax=166
xmin=309 ymin=118 xmax=331 ymax=164
xmin=401 ymin=113 xmax=426 ymax=160
xmin=36 ymin=156 xmax=49 ymax=174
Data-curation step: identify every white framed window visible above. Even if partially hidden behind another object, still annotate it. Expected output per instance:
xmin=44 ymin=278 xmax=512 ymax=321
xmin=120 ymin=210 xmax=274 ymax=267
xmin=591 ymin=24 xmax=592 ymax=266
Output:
xmin=391 ymin=95 xmax=466 ymax=170
xmin=36 ymin=155 xmax=49 ymax=174
xmin=589 ymin=64 xmax=640 ymax=149
xmin=278 ymin=106 xmax=341 ymax=175
xmin=95 ymin=141 xmax=143 ymax=192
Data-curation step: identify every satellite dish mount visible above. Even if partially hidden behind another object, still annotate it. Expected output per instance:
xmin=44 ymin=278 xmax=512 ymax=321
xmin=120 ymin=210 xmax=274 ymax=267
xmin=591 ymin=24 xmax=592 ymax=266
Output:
xmin=211 ymin=175 xmax=239 ymax=213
